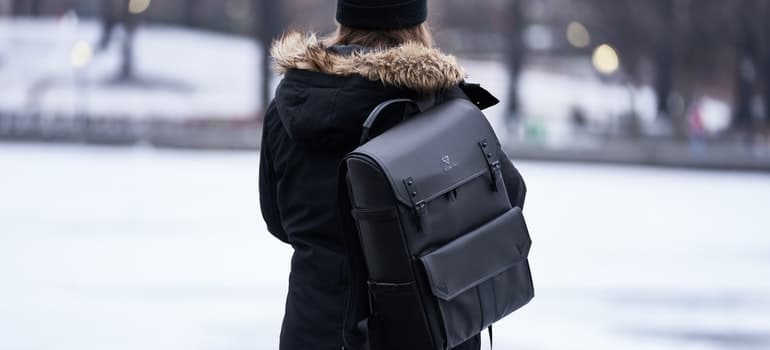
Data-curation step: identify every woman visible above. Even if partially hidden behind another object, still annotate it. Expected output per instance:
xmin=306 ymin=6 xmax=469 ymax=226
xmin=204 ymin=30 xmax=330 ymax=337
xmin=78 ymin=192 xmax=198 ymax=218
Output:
xmin=259 ymin=1 xmax=526 ymax=349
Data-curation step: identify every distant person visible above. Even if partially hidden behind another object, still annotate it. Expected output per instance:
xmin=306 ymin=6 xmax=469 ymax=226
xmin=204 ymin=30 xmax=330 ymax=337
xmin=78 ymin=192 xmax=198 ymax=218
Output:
xmin=258 ymin=1 xmax=526 ymax=349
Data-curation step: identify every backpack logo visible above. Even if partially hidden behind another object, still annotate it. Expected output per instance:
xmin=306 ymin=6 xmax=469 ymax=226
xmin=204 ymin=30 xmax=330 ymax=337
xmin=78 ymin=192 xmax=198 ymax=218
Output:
xmin=442 ymin=155 xmax=457 ymax=172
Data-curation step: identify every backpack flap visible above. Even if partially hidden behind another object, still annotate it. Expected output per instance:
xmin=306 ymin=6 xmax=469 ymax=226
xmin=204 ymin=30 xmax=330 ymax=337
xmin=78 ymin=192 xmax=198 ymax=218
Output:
xmin=354 ymin=98 xmax=503 ymax=211
xmin=419 ymin=207 xmax=534 ymax=348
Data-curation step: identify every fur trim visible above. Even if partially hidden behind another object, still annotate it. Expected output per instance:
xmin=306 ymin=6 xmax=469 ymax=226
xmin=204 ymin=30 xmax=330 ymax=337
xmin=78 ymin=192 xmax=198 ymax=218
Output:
xmin=271 ymin=31 xmax=466 ymax=93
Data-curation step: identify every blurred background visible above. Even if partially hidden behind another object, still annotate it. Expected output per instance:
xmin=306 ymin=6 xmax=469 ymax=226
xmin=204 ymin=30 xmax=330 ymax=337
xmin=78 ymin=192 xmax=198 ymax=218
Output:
xmin=1 ymin=1 xmax=769 ymax=349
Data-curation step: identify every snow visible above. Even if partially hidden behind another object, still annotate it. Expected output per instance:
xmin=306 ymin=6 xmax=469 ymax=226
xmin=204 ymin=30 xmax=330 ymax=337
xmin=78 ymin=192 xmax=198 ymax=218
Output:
xmin=1 ymin=143 xmax=769 ymax=350
xmin=0 ymin=17 xmax=260 ymax=120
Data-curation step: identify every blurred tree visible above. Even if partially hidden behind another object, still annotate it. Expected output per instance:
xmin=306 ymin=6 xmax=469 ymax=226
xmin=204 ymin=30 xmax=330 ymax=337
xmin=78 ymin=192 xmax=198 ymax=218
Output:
xmin=596 ymin=0 xmax=678 ymax=113
xmin=574 ymin=0 xmax=770 ymax=133
xmin=506 ymin=0 xmax=526 ymax=124
xmin=184 ymin=0 xmax=201 ymax=27
xmin=120 ymin=1 xmax=138 ymax=81
xmin=254 ymin=0 xmax=285 ymax=113
xmin=652 ymin=0 xmax=675 ymax=120
xmin=12 ymin=0 xmax=41 ymax=15
xmin=754 ymin=0 xmax=770 ymax=126
xmin=759 ymin=1 xmax=770 ymax=125
xmin=98 ymin=0 xmax=118 ymax=51
xmin=727 ymin=0 xmax=770 ymax=131
xmin=99 ymin=0 xmax=138 ymax=81
xmin=0 ymin=0 xmax=10 ymax=15
xmin=733 ymin=1 xmax=757 ymax=130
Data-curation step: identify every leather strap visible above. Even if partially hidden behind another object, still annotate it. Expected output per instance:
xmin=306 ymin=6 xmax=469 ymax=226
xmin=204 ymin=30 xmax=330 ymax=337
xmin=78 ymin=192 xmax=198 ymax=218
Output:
xmin=360 ymin=99 xmax=418 ymax=145
xmin=359 ymin=94 xmax=436 ymax=145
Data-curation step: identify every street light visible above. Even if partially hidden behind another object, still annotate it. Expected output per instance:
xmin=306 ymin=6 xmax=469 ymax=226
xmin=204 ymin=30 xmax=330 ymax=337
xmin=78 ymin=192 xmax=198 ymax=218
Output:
xmin=566 ymin=21 xmax=590 ymax=48
xmin=128 ymin=0 xmax=151 ymax=14
xmin=592 ymin=44 xmax=619 ymax=75
xmin=70 ymin=40 xmax=93 ymax=68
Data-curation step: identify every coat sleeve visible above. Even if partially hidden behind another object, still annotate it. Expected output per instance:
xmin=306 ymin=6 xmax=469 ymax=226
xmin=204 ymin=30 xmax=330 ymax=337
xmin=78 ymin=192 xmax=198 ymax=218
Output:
xmin=499 ymin=149 xmax=527 ymax=209
xmin=259 ymin=102 xmax=290 ymax=244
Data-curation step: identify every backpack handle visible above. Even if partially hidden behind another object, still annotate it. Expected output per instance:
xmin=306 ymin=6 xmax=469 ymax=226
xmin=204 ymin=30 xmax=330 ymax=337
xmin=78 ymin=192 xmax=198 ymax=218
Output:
xmin=360 ymin=99 xmax=418 ymax=145
xmin=360 ymin=95 xmax=435 ymax=145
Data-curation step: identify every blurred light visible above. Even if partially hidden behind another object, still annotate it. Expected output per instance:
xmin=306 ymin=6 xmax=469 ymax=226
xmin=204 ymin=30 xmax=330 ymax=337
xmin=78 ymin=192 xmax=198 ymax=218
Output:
xmin=566 ymin=21 xmax=590 ymax=48
xmin=70 ymin=40 xmax=93 ymax=68
xmin=524 ymin=25 xmax=553 ymax=51
xmin=128 ymin=0 xmax=152 ymax=14
xmin=592 ymin=44 xmax=619 ymax=75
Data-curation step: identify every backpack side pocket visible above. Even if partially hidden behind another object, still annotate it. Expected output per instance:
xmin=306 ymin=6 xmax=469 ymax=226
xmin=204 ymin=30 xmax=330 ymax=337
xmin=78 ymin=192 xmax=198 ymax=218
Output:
xmin=367 ymin=280 xmax=434 ymax=350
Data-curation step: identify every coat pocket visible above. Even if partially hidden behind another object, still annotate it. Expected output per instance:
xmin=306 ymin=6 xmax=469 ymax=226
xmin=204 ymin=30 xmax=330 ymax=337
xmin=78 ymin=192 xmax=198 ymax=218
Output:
xmin=419 ymin=207 xmax=533 ymax=348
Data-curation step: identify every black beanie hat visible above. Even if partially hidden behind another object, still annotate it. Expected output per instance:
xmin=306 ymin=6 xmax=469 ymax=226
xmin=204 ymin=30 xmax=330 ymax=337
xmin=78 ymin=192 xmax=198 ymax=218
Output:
xmin=336 ymin=0 xmax=428 ymax=30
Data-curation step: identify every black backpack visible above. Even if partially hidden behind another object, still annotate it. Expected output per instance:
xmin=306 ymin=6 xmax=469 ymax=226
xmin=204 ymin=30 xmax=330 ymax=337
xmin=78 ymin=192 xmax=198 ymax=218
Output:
xmin=338 ymin=88 xmax=534 ymax=350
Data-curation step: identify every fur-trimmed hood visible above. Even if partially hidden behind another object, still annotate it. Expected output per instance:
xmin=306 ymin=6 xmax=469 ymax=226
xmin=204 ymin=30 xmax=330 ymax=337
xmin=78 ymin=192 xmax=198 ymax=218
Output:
xmin=267 ymin=32 xmax=472 ymax=152
xmin=270 ymin=31 xmax=466 ymax=93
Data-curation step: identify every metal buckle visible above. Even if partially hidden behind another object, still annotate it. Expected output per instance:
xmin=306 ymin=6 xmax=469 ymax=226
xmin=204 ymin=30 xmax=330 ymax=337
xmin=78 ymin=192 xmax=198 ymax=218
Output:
xmin=404 ymin=177 xmax=428 ymax=232
xmin=478 ymin=139 xmax=500 ymax=192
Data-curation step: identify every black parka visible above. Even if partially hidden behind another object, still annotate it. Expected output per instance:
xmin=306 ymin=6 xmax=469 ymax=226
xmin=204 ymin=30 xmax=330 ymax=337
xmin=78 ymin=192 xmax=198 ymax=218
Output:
xmin=259 ymin=32 xmax=526 ymax=350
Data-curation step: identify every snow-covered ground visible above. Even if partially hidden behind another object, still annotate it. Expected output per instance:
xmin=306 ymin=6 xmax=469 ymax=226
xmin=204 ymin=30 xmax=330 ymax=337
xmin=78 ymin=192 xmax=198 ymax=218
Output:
xmin=1 ymin=143 xmax=769 ymax=350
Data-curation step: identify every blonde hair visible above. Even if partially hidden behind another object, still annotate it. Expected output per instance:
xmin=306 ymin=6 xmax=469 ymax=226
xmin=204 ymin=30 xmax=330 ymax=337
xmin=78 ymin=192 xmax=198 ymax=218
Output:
xmin=326 ymin=23 xmax=433 ymax=49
